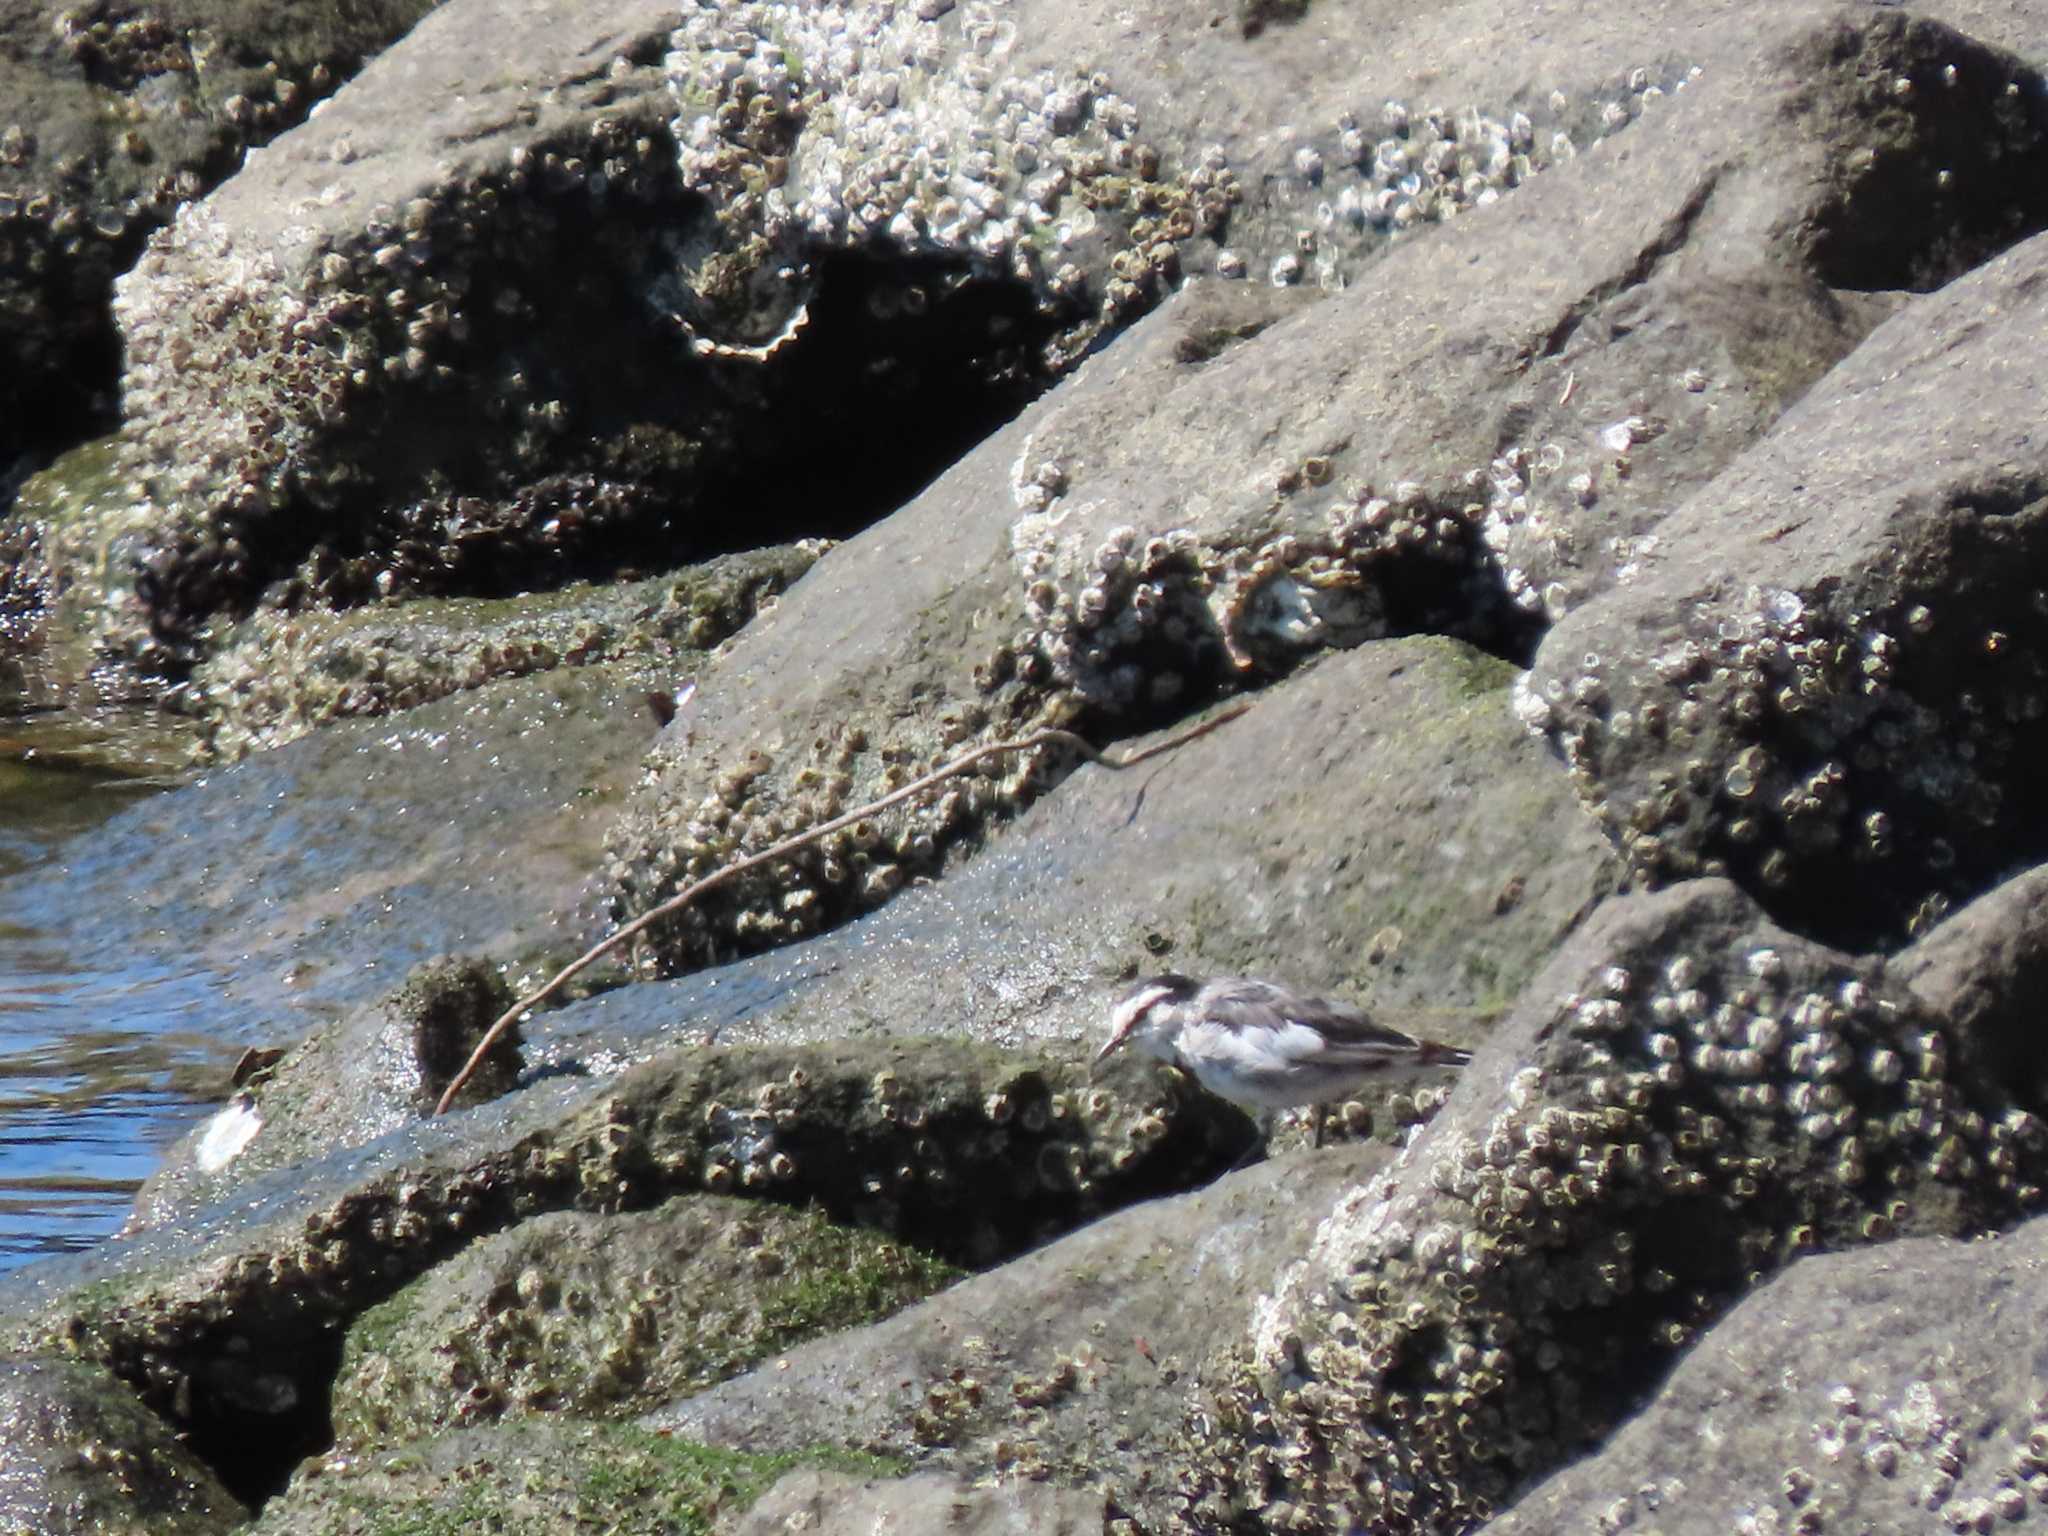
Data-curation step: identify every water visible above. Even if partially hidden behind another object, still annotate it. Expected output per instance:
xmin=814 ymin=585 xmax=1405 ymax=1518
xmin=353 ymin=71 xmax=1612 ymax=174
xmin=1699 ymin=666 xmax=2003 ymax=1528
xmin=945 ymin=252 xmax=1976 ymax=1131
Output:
xmin=0 ymin=755 xmax=237 ymax=1273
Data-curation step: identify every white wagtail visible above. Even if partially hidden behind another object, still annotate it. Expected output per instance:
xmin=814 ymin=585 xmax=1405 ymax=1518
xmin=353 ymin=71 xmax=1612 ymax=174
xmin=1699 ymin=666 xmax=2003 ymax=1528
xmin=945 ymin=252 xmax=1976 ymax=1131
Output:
xmin=1095 ymin=973 xmax=1474 ymax=1146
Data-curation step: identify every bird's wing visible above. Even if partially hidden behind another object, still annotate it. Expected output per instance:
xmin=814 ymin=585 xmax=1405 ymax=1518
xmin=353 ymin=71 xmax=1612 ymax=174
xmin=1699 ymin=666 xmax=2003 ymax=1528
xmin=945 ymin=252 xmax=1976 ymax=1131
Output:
xmin=1200 ymin=979 xmax=1425 ymax=1063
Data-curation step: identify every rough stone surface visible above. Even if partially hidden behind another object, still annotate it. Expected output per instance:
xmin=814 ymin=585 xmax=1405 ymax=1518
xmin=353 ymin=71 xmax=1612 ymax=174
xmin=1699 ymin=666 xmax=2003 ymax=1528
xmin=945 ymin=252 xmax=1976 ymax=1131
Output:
xmin=0 ymin=1035 xmax=1247 ymax=1494
xmin=241 ymin=1419 xmax=867 ymax=1536
xmin=1176 ymin=880 xmax=2048 ymax=1533
xmin=601 ymin=4 xmax=2048 ymax=977
xmin=733 ymin=1467 xmax=1106 ymax=1535
xmin=1486 ymin=1216 xmax=2048 ymax=1536
xmin=186 ymin=541 xmax=826 ymax=760
xmin=0 ymin=0 xmax=439 ymax=489
xmin=329 ymin=1195 xmax=958 ymax=1448
xmin=1528 ymin=227 xmax=2048 ymax=951
xmin=558 ymin=637 xmax=1614 ymax=1055
xmin=1892 ymin=859 xmax=2048 ymax=1123
xmin=0 ymin=1355 xmax=247 ymax=1534
xmin=659 ymin=1140 xmax=1392 ymax=1526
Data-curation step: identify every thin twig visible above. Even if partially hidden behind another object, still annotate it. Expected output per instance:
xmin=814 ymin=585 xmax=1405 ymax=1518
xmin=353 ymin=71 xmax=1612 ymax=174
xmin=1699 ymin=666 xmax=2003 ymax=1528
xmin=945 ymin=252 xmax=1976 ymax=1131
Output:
xmin=433 ymin=700 xmax=1251 ymax=1114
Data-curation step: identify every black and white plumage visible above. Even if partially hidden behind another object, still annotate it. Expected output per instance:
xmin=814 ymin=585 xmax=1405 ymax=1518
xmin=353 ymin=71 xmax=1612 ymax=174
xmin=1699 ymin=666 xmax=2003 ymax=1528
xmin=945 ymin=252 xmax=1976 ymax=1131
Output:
xmin=1096 ymin=973 xmax=1472 ymax=1140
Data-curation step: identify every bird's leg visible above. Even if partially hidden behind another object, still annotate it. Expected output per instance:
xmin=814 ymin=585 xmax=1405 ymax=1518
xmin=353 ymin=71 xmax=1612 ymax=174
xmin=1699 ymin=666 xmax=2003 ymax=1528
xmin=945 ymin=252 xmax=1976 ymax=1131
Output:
xmin=1311 ymin=1102 xmax=1327 ymax=1149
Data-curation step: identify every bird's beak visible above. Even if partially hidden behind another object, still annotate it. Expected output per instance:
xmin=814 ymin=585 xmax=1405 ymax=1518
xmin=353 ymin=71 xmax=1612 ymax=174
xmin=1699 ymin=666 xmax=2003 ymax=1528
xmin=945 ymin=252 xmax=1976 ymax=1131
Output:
xmin=1093 ymin=1022 xmax=1133 ymax=1068
xmin=1417 ymin=1040 xmax=1472 ymax=1068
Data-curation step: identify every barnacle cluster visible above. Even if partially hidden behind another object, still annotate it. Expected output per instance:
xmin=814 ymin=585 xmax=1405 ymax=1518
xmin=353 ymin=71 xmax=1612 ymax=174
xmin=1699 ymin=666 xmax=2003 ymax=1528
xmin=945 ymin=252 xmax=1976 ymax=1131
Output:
xmin=329 ymin=1197 xmax=956 ymax=1448
xmin=1477 ymin=415 xmax=1664 ymax=625
xmin=186 ymin=542 xmax=826 ymax=761
xmin=110 ymin=102 xmax=704 ymax=657
xmin=995 ymin=448 xmax=1528 ymax=719
xmin=1246 ymin=68 xmax=1690 ymax=295
xmin=1525 ymin=563 xmax=2048 ymax=944
xmin=1745 ymin=1374 xmax=2048 ymax=1532
xmin=1176 ymin=891 xmax=2047 ymax=1533
xmin=665 ymin=0 xmax=1238 ymax=346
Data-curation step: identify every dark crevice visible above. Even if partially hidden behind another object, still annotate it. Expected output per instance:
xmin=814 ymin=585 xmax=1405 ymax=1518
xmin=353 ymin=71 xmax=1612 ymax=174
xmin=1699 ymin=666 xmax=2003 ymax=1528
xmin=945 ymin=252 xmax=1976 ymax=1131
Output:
xmin=1802 ymin=16 xmax=2048 ymax=292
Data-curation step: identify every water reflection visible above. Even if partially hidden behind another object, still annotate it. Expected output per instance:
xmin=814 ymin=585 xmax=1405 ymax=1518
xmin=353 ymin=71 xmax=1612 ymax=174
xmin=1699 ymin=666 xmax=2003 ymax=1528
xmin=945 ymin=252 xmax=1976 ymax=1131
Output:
xmin=0 ymin=754 xmax=238 ymax=1272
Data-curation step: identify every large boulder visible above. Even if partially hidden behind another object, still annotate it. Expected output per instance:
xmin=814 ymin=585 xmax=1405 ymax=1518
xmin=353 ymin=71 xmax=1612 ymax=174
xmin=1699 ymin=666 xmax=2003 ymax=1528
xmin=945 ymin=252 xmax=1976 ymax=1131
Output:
xmin=1527 ymin=226 xmax=2048 ymax=950
xmin=1487 ymin=1216 xmax=2048 ymax=1536
xmin=657 ymin=1140 xmax=1395 ymax=1524
xmin=0 ymin=0 xmax=439 ymax=495
xmin=1172 ymin=880 xmax=2048 ymax=1533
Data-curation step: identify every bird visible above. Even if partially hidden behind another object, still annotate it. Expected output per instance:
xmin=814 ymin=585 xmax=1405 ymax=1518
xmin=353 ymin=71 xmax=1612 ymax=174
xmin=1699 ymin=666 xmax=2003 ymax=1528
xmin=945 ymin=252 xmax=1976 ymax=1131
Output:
xmin=1095 ymin=973 xmax=1474 ymax=1147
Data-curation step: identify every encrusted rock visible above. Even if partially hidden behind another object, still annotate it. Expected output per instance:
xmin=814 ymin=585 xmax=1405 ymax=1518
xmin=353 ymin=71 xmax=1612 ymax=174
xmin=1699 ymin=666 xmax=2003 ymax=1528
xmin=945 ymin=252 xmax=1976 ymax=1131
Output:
xmin=1178 ymin=880 xmax=2048 ymax=1533
xmin=1529 ymin=223 xmax=2048 ymax=948
xmin=0 ymin=1356 xmax=247 ymax=1535
xmin=331 ymin=1195 xmax=958 ymax=1446
xmin=658 ymin=1141 xmax=1394 ymax=1526
xmin=1486 ymin=1215 xmax=2048 ymax=1535
xmin=733 ymin=1467 xmax=1105 ymax=1534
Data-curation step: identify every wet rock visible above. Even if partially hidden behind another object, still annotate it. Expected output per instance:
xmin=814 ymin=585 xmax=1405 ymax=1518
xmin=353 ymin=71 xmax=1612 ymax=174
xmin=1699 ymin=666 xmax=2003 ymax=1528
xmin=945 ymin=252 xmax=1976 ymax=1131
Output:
xmin=18 ymin=662 xmax=657 ymax=1035
xmin=1528 ymin=225 xmax=2048 ymax=950
xmin=602 ymin=4 xmax=2048 ymax=977
xmin=734 ymin=1466 xmax=1106 ymax=1534
xmin=330 ymin=1195 xmax=957 ymax=1447
xmin=0 ymin=0 xmax=438 ymax=488
xmin=1178 ymin=879 xmax=2048 ymax=1533
xmin=1487 ymin=1215 xmax=2048 ymax=1536
xmin=241 ymin=1418 xmax=859 ymax=1535
xmin=1 ymin=1034 xmax=1245 ymax=1499
xmin=659 ymin=1140 xmax=1393 ymax=1526
xmin=0 ymin=1355 xmax=247 ymax=1534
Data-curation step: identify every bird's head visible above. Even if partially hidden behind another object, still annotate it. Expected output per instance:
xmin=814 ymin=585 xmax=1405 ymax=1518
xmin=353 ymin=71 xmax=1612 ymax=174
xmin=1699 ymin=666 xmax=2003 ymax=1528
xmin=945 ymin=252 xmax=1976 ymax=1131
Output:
xmin=1096 ymin=973 xmax=1202 ymax=1065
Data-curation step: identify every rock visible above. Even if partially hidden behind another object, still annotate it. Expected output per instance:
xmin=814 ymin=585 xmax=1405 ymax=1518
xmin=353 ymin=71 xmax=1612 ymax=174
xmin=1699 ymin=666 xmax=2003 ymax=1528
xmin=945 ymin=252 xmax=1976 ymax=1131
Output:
xmin=329 ymin=1195 xmax=958 ymax=1447
xmin=1487 ymin=1215 xmax=2048 ymax=1536
xmin=1893 ymin=860 xmax=2048 ymax=1110
xmin=733 ymin=1467 xmax=1106 ymax=1534
xmin=559 ymin=634 xmax=1613 ymax=1057
xmin=1177 ymin=879 xmax=2048 ymax=1533
xmin=601 ymin=3 xmax=2048 ymax=976
xmin=0 ymin=1355 xmax=247 ymax=1533
xmin=658 ymin=1140 xmax=1392 ymax=1527
xmin=1528 ymin=224 xmax=2048 ymax=950
xmin=240 ymin=1418 xmax=860 ymax=1535
xmin=15 ymin=662 xmax=656 ymax=1037
xmin=185 ymin=542 xmax=825 ymax=761
xmin=2 ymin=1034 xmax=1246 ymax=1501
xmin=0 ymin=0 xmax=438 ymax=487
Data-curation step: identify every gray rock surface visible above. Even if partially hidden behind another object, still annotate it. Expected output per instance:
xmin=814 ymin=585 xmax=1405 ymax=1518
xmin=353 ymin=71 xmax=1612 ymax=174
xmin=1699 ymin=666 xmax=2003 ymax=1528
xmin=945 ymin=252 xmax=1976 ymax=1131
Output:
xmin=0 ymin=1034 xmax=1246 ymax=1490
xmin=733 ymin=1467 xmax=1106 ymax=1535
xmin=7 ymin=0 xmax=2048 ymax=1529
xmin=658 ymin=1140 xmax=1393 ymax=1523
xmin=601 ymin=2 xmax=2048 ymax=977
xmin=1487 ymin=1216 xmax=2048 ymax=1536
xmin=0 ymin=1355 xmax=247 ymax=1534
xmin=1528 ymin=225 xmax=2048 ymax=950
xmin=1894 ymin=859 xmax=2048 ymax=1110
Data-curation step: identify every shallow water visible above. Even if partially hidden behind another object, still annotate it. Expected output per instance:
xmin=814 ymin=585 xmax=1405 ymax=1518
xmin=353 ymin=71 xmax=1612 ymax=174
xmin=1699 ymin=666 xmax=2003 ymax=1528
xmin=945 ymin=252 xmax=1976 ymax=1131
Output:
xmin=0 ymin=756 xmax=238 ymax=1273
